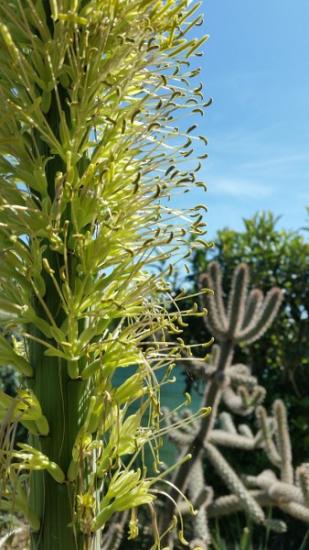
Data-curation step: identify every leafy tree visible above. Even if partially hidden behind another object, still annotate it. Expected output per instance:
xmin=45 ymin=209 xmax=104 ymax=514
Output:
xmin=0 ymin=1 xmax=208 ymax=548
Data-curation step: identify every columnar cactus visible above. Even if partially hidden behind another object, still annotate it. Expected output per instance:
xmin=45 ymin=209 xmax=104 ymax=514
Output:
xmin=0 ymin=1 xmax=209 ymax=548
xmin=186 ymin=458 xmax=212 ymax=548
xmin=166 ymin=397 xmax=309 ymax=547
xmin=204 ymin=400 xmax=309 ymax=524
xmin=243 ymin=400 xmax=309 ymax=523
xmin=160 ymin=262 xmax=284 ymax=547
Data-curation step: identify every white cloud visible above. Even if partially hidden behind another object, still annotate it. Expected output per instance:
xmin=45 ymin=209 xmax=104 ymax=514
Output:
xmin=210 ymin=178 xmax=273 ymax=199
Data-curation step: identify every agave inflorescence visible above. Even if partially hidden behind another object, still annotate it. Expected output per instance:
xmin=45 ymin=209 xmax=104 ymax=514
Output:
xmin=0 ymin=1 xmax=210 ymax=548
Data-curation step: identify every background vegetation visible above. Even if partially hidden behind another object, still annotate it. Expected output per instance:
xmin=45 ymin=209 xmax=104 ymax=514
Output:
xmin=175 ymin=209 xmax=309 ymax=548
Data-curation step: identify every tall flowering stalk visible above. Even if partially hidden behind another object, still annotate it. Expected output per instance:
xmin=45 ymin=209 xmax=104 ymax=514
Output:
xmin=0 ymin=1 xmax=209 ymax=548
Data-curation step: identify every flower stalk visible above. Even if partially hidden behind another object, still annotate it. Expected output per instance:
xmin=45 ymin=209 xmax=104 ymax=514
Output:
xmin=0 ymin=1 xmax=209 ymax=548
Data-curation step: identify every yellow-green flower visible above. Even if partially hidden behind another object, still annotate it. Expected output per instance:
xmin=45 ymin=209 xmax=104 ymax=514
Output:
xmin=93 ymin=469 xmax=154 ymax=529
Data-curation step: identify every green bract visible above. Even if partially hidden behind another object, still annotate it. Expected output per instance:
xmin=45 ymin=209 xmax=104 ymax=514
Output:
xmin=0 ymin=1 xmax=209 ymax=548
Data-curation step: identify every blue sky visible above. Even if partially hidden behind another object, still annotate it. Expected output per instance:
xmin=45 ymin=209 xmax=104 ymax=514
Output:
xmin=187 ymin=0 xmax=309 ymax=238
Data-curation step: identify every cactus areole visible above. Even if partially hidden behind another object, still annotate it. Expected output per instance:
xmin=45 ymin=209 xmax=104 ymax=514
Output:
xmin=0 ymin=1 xmax=210 ymax=548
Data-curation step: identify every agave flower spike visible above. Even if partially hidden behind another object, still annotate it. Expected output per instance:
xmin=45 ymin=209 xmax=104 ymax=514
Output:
xmin=0 ymin=0 xmax=210 ymax=548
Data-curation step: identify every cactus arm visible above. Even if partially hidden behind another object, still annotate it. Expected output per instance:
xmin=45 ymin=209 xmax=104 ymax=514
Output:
xmin=204 ymin=443 xmax=265 ymax=525
xmin=298 ymin=465 xmax=309 ymax=506
xmin=238 ymin=424 xmax=254 ymax=438
xmin=222 ymin=387 xmax=243 ymax=413
xmin=199 ymin=341 xmax=234 ymax=435
xmin=238 ymin=385 xmax=266 ymax=410
xmin=241 ymin=288 xmax=264 ymax=329
xmin=256 ymin=406 xmax=281 ymax=466
xmin=169 ymin=429 xmax=194 ymax=447
xmin=227 ymin=368 xmax=257 ymax=388
xmin=204 ymin=262 xmax=228 ymax=330
xmin=210 ymin=344 xmax=220 ymax=366
xmin=187 ymin=460 xmax=212 ymax=548
xmin=244 ymin=470 xmax=309 ymax=523
xmin=186 ymin=460 xmax=208 ymax=508
xmin=268 ymin=481 xmax=304 ymax=505
xmin=222 ymin=385 xmax=264 ymax=416
xmin=207 ymin=490 xmax=273 ymax=518
xmin=194 ymin=486 xmax=214 ymax=510
xmin=199 ymin=283 xmax=227 ymax=341
xmin=279 ymin=502 xmax=309 ymax=523
xmin=208 ymin=262 xmax=228 ymax=329
xmin=228 ymin=364 xmax=251 ymax=375
xmin=218 ymin=412 xmax=237 ymax=434
xmin=242 ymin=289 xmax=262 ymax=331
xmin=209 ymin=430 xmax=255 ymax=450
xmin=236 ymin=288 xmax=283 ymax=344
xmin=246 ymin=470 xmax=309 ymax=526
xmin=248 ymin=469 xmax=278 ymax=489
xmin=226 ymin=264 xmax=249 ymax=337
xmin=273 ymin=400 xmax=294 ymax=484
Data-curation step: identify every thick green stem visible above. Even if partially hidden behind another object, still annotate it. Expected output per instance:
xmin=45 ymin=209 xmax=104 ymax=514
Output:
xmin=28 ymin=304 xmax=90 ymax=548
xmin=25 ymin=5 xmax=89 ymax=535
